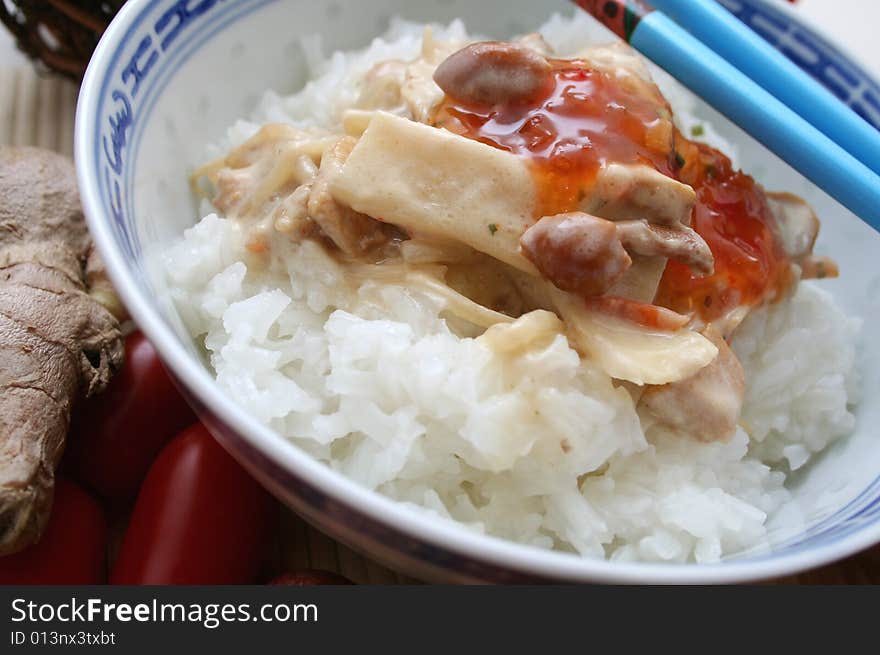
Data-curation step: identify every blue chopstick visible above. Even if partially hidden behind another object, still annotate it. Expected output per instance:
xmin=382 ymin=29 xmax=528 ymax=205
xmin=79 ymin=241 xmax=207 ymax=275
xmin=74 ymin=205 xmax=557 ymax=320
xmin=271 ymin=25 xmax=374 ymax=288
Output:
xmin=572 ymin=0 xmax=880 ymax=230
xmin=649 ymin=0 xmax=880 ymax=177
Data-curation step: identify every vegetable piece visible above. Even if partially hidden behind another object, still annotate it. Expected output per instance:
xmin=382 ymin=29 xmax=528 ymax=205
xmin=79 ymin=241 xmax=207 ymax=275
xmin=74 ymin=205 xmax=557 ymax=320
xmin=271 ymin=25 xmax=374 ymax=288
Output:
xmin=269 ymin=571 xmax=354 ymax=585
xmin=65 ymin=331 xmax=197 ymax=502
xmin=110 ymin=423 xmax=276 ymax=585
xmin=433 ymin=41 xmax=553 ymax=106
xmin=331 ymin=112 xmax=539 ymax=274
xmin=480 ymin=310 xmax=564 ymax=354
xmin=606 ymin=253 xmax=670 ymax=303
xmin=0 ymin=478 xmax=106 ymax=584
xmin=0 ymin=147 xmax=123 ymax=556
xmin=551 ymin=288 xmax=718 ymax=385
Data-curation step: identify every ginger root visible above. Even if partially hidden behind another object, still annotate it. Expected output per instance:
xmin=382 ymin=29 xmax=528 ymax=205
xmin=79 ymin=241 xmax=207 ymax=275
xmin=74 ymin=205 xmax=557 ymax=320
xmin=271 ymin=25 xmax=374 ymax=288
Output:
xmin=0 ymin=147 xmax=124 ymax=555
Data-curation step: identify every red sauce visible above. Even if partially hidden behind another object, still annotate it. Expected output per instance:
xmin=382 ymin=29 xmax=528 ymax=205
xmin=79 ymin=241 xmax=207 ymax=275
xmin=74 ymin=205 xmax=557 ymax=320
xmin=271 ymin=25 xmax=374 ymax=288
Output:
xmin=655 ymin=141 xmax=793 ymax=321
xmin=432 ymin=58 xmax=792 ymax=322
xmin=433 ymin=62 xmax=675 ymax=217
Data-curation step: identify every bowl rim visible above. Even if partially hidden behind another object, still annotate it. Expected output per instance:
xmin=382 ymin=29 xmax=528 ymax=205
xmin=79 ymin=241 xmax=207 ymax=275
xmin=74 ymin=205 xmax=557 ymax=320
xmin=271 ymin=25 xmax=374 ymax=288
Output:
xmin=748 ymin=0 xmax=880 ymax=96
xmin=75 ymin=0 xmax=880 ymax=584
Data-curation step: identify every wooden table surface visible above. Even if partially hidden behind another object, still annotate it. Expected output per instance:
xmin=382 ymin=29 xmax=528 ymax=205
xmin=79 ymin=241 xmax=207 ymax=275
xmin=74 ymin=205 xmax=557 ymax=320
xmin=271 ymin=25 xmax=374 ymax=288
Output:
xmin=2 ymin=59 xmax=876 ymax=585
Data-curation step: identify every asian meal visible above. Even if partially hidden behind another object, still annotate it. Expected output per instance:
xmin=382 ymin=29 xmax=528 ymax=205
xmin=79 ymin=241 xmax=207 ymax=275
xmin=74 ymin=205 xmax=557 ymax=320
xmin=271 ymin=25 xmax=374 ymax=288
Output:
xmin=162 ymin=14 xmax=860 ymax=563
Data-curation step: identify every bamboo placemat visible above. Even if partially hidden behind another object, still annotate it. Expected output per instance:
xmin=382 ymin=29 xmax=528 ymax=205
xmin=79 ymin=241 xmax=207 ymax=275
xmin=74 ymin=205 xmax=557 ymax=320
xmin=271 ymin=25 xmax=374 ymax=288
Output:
xmin=2 ymin=63 xmax=875 ymax=585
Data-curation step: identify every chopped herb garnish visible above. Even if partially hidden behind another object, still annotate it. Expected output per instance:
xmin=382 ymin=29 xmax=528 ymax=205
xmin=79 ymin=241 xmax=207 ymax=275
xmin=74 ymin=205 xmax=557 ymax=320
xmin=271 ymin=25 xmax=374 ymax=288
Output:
xmin=674 ymin=152 xmax=686 ymax=168
xmin=705 ymin=164 xmax=717 ymax=178
xmin=690 ymin=124 xmax=705 ymax=137
xmin=488 ymin=223 xmax=498 ymax=235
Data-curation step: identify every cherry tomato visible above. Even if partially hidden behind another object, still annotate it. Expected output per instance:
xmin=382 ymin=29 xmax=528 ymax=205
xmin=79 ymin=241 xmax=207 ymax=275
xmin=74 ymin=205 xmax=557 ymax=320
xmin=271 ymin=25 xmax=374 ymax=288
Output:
xmin=270 ymin=571 xmax=354 ymax=585
xmin=65 ymin=331 xmax=196 ymax=502
xmin=110 ymin=423 xmax=276 ymax=585
xmin=0 ymin=478 xmax=107 ymax=584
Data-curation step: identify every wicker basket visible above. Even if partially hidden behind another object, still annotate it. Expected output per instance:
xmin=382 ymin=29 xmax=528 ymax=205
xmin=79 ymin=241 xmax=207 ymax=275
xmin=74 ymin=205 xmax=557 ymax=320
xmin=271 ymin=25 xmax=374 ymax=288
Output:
xmin=0 ymin=0 xmax=125 ymax=80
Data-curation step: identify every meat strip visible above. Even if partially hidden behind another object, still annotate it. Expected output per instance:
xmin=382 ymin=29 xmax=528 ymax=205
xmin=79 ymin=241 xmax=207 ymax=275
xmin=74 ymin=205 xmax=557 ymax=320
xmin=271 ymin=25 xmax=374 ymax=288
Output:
xmin=616 ymin=219 xmax=714 ymax=276
xmin=433 ymin=41 xmax=553 ymax=106
xmin=519 ymin=212 xmax=632 ymax=297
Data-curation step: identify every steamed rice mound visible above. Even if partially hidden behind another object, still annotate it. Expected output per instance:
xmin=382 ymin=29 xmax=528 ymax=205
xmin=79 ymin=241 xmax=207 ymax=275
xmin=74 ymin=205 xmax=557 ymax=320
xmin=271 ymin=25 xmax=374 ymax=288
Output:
xmin=162 ymin=14 xmax=861 ymax=563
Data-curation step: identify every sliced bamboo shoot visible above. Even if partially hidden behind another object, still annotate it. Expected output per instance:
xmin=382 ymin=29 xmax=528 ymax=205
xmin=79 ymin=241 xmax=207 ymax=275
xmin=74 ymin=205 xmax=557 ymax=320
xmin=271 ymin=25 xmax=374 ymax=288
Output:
xmin=331 ymin=112 xmax=539 ymax=274
xmin=552 ymin=289 xmax=718 ymax=385
xmin=606 ymin=253 xmax=667 ymax=304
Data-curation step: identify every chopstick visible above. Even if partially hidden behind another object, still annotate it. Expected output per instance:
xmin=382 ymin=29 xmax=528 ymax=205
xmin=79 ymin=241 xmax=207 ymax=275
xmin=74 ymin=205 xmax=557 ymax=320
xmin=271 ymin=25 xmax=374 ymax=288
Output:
xmin=571 ymin=0 xmax=880 ymax=230
xmin=649 ymin=0 xmax=880 ymax=178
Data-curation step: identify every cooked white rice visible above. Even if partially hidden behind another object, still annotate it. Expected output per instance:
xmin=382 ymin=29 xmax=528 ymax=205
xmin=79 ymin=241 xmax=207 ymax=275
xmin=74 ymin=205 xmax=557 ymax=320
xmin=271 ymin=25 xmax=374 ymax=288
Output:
xmin=162 ymin=14 xmax=861 ymax=563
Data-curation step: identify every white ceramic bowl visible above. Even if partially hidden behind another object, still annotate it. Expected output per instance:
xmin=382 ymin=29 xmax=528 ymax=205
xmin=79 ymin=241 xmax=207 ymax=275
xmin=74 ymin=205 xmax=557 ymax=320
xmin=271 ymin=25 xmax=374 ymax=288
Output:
xmin=76 ymin=0 xmax=880 ymax=583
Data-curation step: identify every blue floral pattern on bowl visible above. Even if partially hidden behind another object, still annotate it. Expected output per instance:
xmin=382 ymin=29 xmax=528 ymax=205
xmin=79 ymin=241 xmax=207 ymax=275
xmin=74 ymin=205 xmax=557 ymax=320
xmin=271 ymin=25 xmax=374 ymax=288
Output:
xmin=95 ymin=0 xmax=277 ymax=274
xmin=719 ymin=0 xmax=880 ymax=129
